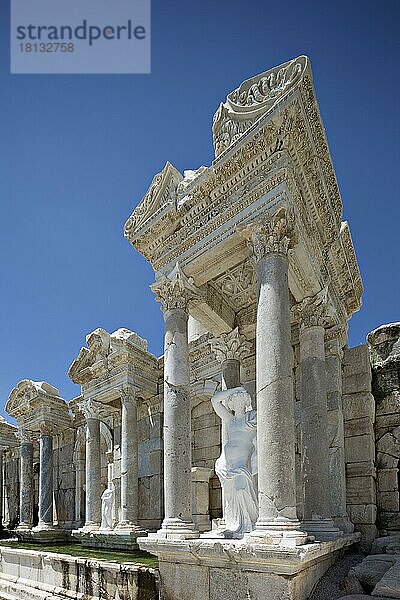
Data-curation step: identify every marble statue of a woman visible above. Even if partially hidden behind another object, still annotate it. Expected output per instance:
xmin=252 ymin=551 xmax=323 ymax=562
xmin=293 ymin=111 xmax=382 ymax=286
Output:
xmin=101 ymin=485 xmax=114 ymax=530
xmin=211 ymin=387 xmax=258 ymax=538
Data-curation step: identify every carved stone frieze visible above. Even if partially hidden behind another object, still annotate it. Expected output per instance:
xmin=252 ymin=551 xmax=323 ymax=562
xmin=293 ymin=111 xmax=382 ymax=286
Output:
xmin=211 ymin=260 xmax=256 ymax=311
xmin=150 ymin=262 xmax=204 ymax=312
xmin=209 ymin=327 xmax=252 ymax=363
xmin=242 ymin=206 xmax=296 ymax=260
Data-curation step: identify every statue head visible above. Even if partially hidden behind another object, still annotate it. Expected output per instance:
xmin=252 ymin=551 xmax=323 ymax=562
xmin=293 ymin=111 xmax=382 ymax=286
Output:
xmin=225 ymin=387 xmax=253 ymax=416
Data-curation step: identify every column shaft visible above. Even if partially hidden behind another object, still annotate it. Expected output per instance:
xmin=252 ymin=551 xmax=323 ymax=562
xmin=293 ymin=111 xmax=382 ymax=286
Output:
xmin=119 ymin=394 xmax=139 ymax=527
xmin=255 ymin=253 xmax=299 ymax=527
xmin=85 ymin=417 xmax=101 ymax=528
xmin=18 ymin=440 xmax=33 ymax=529
xmin=37 ymin=434 xmax=54 ymax=528
xmin=162 ymin=307 xmax=196 ymax=534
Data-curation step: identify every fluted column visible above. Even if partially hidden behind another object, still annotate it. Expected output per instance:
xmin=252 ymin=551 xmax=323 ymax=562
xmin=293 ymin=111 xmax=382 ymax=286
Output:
xmin=244 ymin=207 xmax=306 ymax=546
xmin=297 ymin=290 xmax=340 ymax=539
xmin=34 ymin=424 xmax=55 ymax=530
xmin=150 ymin=262 xmax=201 ymax=539
xmin=79 ymin=399 xmax=102 ymax=530
xmin=325 ymin=327 xmax=354 ymax=533
xmin=17 ymin=430 xmax=34 ymax=530
xmin=117 ymin=385 xmax=143 ymax=533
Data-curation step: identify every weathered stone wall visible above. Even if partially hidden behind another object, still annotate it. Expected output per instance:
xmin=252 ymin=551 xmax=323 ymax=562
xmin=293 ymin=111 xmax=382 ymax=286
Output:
xmin=368 ymin=322 xmax=400 ymax=532
xmin=137 ymin=394 xmax=164 ymax=530
xmin=54 ymin=430 xmax=76 ymax=528
xmin=3 ymin=450 xmax=19 ymax=528
xmin=342 ymin=344 xmax=377 ymax=549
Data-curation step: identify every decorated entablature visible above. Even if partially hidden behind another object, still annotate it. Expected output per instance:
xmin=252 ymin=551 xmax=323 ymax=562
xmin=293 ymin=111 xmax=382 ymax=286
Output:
xmin=124 ymin=56 xmax=363 ymax=336
xmin=5 ymin=380 xmax=71 ymax=432
xmin=68 ymin=327 xmax=160 ymax=407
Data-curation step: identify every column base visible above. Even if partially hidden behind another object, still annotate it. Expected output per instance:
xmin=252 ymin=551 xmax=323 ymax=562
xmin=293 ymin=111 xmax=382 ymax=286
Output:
xmin=148 ymin=518 xmax=199 ymax=540
xmin=245 ymin=518 xmax=308 ymax=546
xmin=333 ymin=516 xmax=354 ymax=534
xmin=301 ymin=518 xmax=342 ymax=541
xmin=16 ymin=525 xmax=66 ymax=543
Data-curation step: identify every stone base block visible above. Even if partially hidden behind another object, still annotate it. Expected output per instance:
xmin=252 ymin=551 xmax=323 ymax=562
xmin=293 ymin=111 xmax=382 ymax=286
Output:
xmin=139 ymin=533 xmax=360 ymax=600
xmin=73 ymin=527 xmax=148 ymax=550
xmin=301 ymin=519 xmax=343 ymax=541
xmin=0 ymin=546 xmax=158 ymax=600
xmin=15 ymin=527 xmax=66 ymax=544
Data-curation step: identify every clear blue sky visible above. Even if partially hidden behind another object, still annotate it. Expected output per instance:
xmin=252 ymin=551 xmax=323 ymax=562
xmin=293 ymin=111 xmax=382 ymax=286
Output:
xmin=1 ymin=0 xmax=399 ymax=416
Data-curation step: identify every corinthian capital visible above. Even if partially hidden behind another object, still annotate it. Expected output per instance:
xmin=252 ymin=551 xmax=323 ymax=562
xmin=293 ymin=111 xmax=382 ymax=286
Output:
xmin=209 ymin=327 xmax=252 ymax=363
xmin=78 ymin=398 xmax=102 ymax=420
xmin=150 ymin=262 xmax=204 ymax=312
xmin=295 ymin=287 xmax=332 ymax=330
xmin=242 ymin=206 xmax=297 ymax=261
xmin=15 ymin=429 xmax=35 ymax=444
xmin=120 ymin=385 xmax=139 ymax=406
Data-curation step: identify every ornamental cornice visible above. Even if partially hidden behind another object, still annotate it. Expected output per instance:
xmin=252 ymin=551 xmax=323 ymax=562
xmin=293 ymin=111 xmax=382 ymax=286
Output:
xmin=150 ymin=262 xmax=205 ymax=312
xmin=209 ymin=327 xmax=252 ymax=363
xmin=241 ymin=206 xmax=297 ymax=259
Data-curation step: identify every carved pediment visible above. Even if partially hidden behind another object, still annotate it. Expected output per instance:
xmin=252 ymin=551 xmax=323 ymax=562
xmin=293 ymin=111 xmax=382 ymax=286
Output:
xmin=68 ymin=327 xmax=151 ymax=384
xmin=6 ymin=379 xmax=70 ymax=430
xmin=124 ymin=161 xmax=183 ymax=244
xmin=213 ymin=56 xmax=308 ymax=157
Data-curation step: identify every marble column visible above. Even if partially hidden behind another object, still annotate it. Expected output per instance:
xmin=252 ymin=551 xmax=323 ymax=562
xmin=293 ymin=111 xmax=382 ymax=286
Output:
xmin=117 ymin=386 xmax=143 ymax=532
xmin=79 ymin=399 xmax=102 ymax=530
xmin=244 ymin=207 xmax=307 ymax=546
xmin=298 ymin=290 xmax=340 ymax=539
xmin=150 ymin=262 xmax=201 ymax=539
xmin=34 ymin=426 xmax=55 ymax=530
xmin=325 ymin=328 xmax=354 ymax=533
xmin=17 ymin=431 xmax=34 ymax=530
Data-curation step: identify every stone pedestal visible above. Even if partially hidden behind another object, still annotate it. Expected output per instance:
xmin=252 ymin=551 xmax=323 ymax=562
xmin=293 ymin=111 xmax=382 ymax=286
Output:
xmin=16 ymin=433 xmax=33 ymax=531
xmin=139 ymin=533 xmax=359 ymax=600
xmin=298 ymin=293 xmax=340 ymax=540
xmin=150 ymin=264 xmax=200 ymax=540
xmin=192 ymin=467 xmax=213 ymax=533
xmin=0 ymin=450 xmax=3 ymax=530
xmin=244 ymin=209 xmax=306 ymax=546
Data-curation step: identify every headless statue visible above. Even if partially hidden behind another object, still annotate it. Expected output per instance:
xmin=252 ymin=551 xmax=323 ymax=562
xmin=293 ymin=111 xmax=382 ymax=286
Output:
xmin=211 ymin=387 xmax=258 ymax=538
